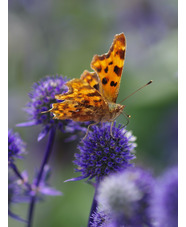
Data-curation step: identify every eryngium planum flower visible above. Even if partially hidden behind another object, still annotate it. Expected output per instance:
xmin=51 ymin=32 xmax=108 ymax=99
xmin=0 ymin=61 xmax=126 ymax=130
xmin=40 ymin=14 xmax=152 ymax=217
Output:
xmin=97 ymin=167 xmax=155 ymax=227
xmin=151 ymin=166 xmax=178 ymax=227
xmin=71 ymin=122 xmax=136 ymax=183
xmin=8 ymin=129 xmax=26 ymax=163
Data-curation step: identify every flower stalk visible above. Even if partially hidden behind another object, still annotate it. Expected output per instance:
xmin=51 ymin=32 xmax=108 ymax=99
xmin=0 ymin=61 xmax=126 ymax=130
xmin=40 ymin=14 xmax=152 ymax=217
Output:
xmin=27 ymin=125 xmax=56 ymax=227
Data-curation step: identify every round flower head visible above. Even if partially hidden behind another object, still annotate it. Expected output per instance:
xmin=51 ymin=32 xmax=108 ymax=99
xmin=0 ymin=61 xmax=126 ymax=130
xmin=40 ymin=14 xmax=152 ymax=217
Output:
xmin=17 ymin=75 xmax=87 ymax=141
xmin=151 ymin=166 xmax=178 ymax=227
xmin=97 ymin=167 xmax=155 ymax=227
xmin=8 ymin=129 xmax=26 ymax=163
xmin=70 ymin=122 xmax=136 ymax=182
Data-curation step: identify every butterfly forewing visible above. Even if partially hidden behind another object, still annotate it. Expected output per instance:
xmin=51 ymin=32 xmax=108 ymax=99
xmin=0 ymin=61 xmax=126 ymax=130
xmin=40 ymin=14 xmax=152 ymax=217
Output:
xmin=91 ymin=33 xmax=126 ymax=103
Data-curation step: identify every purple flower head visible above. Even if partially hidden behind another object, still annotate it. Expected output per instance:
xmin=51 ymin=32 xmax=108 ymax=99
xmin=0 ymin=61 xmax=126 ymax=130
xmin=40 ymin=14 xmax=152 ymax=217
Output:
xmin=151 ymin=166 xmax=178 ymax=227
xmin=68 ymin=122 xmax=136 ymax=183
xmin=17 ymin=75 xmax=87 ymax=141
xmin=97 ymin=167 xmax=155 ymax=227
xmin=8 ymin=129 xmax=26 ymax=163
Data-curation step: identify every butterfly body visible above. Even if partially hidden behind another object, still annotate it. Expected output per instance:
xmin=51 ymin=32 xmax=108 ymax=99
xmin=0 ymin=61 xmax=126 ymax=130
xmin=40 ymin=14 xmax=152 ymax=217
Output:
xmin=49 ymin=33 xmax=126 ymax=134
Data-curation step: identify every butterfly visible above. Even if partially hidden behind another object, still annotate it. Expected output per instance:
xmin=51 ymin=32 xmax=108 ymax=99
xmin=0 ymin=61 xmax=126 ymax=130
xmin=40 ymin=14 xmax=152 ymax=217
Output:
xmin=49 ymin=33 xmax=127 ymax=139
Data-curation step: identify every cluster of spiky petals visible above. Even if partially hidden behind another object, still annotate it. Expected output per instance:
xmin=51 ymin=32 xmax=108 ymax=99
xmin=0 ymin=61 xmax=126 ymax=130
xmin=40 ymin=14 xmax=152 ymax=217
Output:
xmin=70 ymin=122 xmax=137 ymax=183
xmin=90 ymin=209 xmax=110 ymax=227
xmin=8 ymin=129 xmax=26 ymax=163
xmin=151 ymin=166 xmax=178 ymax=227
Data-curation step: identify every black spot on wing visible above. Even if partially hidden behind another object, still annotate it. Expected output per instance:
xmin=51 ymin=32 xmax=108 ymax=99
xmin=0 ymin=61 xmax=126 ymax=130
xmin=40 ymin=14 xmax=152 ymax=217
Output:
xmin=95 ymin=66 xmax=102 ymax=73
xmin=81 ymin=100 xmax=90 ymax=104
xmin=104 ymin=66 xmax=108 ymax=73
xmin=93 ymin=84 xmax=99 ymax=90
xmin=87 ymin=91 xmax=100 ymax=97
xmin=102 ymin=77 xmax=108 ymax=85
xmin=110 ymin=81 xmax=117 ymax=87
xmin=116 ymin=49 xmax=125 ymax=59
xmin=62 ymin=104 xmax=69 ymax=110
xmin=114 ymin=66 xmax=122 ymax=76
xmin=93 ymin=99 xmax=102 ymax=103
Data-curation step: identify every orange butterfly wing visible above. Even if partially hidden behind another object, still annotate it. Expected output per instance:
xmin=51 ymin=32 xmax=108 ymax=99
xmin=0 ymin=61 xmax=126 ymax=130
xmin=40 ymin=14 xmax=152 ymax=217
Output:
xmin=91 ymin=33 xmax=126 ymax=103
xmin=50 ymin=79 xmax=108 ymax=122
xmin=80 ymin=70 xmax=99 ymax=91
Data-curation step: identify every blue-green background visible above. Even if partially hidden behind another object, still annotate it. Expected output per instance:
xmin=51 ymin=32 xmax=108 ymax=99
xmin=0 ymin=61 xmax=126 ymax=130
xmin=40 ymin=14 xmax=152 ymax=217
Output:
xmin=9 ymin=0 xmax=177 ymax=226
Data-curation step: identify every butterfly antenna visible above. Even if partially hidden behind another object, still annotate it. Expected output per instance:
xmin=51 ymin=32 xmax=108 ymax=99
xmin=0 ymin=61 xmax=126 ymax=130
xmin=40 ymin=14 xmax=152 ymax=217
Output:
xmin=119 ymin=80 xmax=153 ymax=104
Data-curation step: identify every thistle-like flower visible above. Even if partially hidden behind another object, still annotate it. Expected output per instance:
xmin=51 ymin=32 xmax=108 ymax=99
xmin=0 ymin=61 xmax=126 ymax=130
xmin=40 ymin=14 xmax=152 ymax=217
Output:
xmin=96 ymin=167 xmax=155 ymax=227
xmin=8 ymin=129 xmax=26 ymax=163
xmin=17 ymin=75 xmax=87 ymax=141
xmin=67 ymin=122 xmax=136 ymax=183
xmin=151 ymin=166 xmax=178 ymax=227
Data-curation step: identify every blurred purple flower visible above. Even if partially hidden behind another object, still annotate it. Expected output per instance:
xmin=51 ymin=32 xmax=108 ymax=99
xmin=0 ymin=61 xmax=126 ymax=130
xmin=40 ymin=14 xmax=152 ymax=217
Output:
xmin=118 ymin=0 xmax=177 ymax=46
xmin=17 ymin=75 xmax=87 ymax=141
xmin=32 ymin=165 xmax=62 ymax=197
xmin=8 ymin=165 xmax=62 ymax=222
xmin=9 ymin=171 xmax=30 ymax=204
xmin=96 ymin=167 xmax=155 ymax=227
xmin=66 ymin=122 xmax=136 ymax=183
xmin=8 ymin=129 xmax=26 ymax=163
xmin=151 ymin=166 xmax=178 ymax=227
xmin=90 ymin=208 xmax=110 ymax=227
xmin=8 ymin=170 xmax=30 ymax=223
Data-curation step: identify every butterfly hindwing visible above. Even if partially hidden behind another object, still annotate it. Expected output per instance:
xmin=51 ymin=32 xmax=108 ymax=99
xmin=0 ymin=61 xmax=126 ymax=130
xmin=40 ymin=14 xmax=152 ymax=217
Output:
xmin=51 ymin=79 xmax=108 ymax=122
xmin=80 ymin=70 xmax=99 ymax=91
xmin=91 ymin=33 xmax=126 ymax=103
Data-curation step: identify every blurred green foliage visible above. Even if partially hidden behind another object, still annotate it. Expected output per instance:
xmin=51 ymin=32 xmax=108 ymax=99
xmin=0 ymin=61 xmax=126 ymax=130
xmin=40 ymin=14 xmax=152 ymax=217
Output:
xmin=9 ymin=0 xmax=177 ymax=226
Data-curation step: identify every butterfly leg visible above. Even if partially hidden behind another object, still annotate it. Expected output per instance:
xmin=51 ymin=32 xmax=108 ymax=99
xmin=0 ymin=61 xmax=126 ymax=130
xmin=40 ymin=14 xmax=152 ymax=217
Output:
xmin=82 ymin=122 xmax=98 ymax=140
xmin=40 ymin=109 xmax=50 ymax=114
xmin=110 ymin=121 xmax=115 ymax=139
xmin=121 ymin=111 xmax=130 ymax=127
